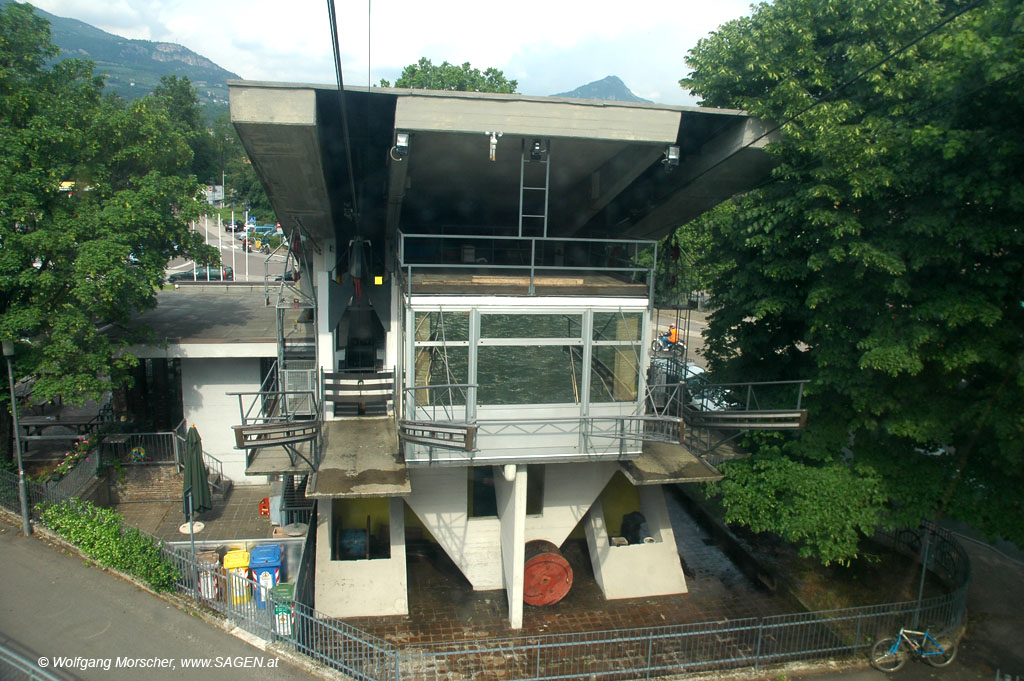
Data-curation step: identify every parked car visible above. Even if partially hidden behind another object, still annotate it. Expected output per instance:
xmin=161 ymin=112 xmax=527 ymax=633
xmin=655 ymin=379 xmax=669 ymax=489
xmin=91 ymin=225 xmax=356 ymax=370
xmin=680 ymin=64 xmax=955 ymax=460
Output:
xmin=168 ymin=265 xmax=234 ymax=282
xmin=251 ymin=224 xmax=278 ymax=236
xmin=682 ymin=363 xmax=737 ymax=411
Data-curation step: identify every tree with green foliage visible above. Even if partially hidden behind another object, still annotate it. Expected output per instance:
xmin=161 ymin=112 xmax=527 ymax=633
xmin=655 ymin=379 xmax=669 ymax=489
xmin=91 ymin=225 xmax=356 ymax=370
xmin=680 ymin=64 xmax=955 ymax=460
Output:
xmin=380 ymin=57 xmax=518 ymax=93
xmin=208 ymin=112 xmax=273 ymax=218
xmin=152 ymin=75 xmax=219 ymax=183
xmin=679 ymin=0 xmax=1024 ymax=563
xmin=0 ymin=3 xmax=215 ymax=456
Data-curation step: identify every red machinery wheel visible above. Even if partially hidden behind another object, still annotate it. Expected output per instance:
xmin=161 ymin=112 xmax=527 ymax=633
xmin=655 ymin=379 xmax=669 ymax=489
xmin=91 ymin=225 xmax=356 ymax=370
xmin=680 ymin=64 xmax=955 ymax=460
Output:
xmin=523 ymin=541 xmax=573 ymax=606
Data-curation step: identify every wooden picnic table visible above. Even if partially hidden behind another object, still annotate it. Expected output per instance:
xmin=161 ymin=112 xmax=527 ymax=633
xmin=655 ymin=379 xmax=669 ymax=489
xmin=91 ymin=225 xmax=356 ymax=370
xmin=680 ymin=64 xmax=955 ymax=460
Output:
xmin=18 ymin=415 xmax=98 ymax=439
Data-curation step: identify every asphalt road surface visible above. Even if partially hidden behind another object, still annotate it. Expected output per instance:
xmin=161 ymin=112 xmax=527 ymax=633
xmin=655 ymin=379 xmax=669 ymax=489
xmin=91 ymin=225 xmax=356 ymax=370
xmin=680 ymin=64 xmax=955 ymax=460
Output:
xmin=167 ymin=220 xmax=289 ymax=283
xmin=0 ymin=519 xmax=324 ymax=680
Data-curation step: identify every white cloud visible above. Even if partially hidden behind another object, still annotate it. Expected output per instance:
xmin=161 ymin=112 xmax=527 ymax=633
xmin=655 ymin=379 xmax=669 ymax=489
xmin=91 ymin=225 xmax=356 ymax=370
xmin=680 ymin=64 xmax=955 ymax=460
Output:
xmin=29 ymin=0 xmax=753 ymax=103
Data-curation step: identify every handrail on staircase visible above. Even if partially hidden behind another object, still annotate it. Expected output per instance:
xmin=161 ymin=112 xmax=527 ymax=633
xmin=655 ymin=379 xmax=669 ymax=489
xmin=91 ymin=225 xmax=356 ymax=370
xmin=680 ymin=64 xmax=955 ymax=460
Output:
xmin=172 ymin=418 xmax=227 ymax=491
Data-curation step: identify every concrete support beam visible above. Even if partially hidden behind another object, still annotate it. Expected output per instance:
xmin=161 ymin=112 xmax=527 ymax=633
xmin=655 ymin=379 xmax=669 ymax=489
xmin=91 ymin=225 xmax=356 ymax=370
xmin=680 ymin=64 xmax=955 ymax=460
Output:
xmin=314 ymin=497 xmax=409 ymax=618
xmin=524 ymin=462 xmax=617 ymax=547
xmin=396 ymin=96 xmax=681 ymax=142
xmin=494 ymin=464 xmax=527 ymax=628
xmin=584 ymin=485 xmax=687 ymax=600
xmin=404 ymin=468 xmax=503 ymax=590
xmin=385 ymin=151 xmax=410 ymax=237
xmin=559 ymin=145 xmax=665 ymax=236
xmin=626 ymin=118 xmax=778 ymax=239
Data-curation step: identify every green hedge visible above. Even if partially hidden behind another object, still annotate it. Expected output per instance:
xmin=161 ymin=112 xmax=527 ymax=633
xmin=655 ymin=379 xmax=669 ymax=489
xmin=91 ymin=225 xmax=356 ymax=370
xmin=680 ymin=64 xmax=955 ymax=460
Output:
xmin=40 ymin=499 xmax=178 ymax=591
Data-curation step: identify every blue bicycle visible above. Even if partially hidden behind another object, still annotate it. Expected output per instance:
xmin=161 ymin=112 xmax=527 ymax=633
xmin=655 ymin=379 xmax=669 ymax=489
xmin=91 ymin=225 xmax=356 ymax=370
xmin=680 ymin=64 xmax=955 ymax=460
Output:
xmin=870 ymin=627 xmax=957 ymax=671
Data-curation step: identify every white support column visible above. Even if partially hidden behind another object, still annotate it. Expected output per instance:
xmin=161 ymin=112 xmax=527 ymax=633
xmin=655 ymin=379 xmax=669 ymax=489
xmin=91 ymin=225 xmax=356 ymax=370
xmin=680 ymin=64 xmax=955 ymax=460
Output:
xmin=315 ymin=266 xmax=331 ymax=413
xmin=494 ymin=463 xmax=527 ymax=628
xmin=388 ymin=496 xmax=409 ymax=614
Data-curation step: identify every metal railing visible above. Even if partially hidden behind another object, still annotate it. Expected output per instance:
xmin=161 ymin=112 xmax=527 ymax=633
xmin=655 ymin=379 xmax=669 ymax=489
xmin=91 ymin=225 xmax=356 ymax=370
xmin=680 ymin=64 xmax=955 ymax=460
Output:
xmin=403 ymin=415 xmax=650 ymax=464
xmin=120 ymin=431 xmax=180 ymax=465
xmin=394 ymin=523 xmax=969 ymax=681
xmin=44 ymin=447 xmax=102 ymax=499
xmin=161 ymin=543 xmax=400 ymax=681
xmin=173 ymin=419 xmax=227 ymax=488
xmin=0 ymin=643 xmax=64 ymax=681
xmin=399 ymin=232 xmax=656 ymax=298
xmin=0 ymin=464 xmax=970 ymax=681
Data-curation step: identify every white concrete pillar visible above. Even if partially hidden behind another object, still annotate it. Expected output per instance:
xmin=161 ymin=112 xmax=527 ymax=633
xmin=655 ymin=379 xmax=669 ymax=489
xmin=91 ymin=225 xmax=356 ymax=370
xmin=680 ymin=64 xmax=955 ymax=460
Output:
xmin=388 ymin=496 xmax=409 ymax=614
xmin=494 ymin=464 xmax=527 ymax=628
xmin=316 ymin=261 xmax=333 ymax=418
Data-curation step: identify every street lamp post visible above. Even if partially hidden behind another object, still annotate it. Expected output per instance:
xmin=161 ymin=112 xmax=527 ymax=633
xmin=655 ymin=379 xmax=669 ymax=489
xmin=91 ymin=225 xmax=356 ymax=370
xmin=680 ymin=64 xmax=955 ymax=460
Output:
xmin=3 ymin=340 xmax=33 ymax=536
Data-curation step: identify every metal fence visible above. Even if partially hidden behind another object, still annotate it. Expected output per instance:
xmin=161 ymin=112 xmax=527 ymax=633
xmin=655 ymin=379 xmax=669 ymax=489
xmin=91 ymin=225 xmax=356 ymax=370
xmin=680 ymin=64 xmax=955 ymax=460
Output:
xmin=0 ymin=463 xmax=970 ymax=681
xmin=44 ymin=447 xmax=102 ymax=499
xmin=394 ymin=523 xmax=969 ymax=681
xmin=0 ymin=643 xmax=64 ymax=681
xmin=160 ymin=543 xmax=401 ymax=681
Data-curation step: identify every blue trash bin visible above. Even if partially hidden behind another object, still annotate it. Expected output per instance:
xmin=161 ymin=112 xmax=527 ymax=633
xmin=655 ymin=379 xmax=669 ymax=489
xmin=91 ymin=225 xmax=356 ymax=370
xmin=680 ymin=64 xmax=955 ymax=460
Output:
xmin=249 ymin=544 xmax=282 ymax=609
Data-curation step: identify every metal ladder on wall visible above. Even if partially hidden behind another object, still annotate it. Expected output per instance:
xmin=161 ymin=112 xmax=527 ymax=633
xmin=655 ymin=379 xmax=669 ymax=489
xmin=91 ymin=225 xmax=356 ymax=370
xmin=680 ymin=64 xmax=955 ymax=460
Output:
xmin=518 ymin=139 xmax=551 ymax=237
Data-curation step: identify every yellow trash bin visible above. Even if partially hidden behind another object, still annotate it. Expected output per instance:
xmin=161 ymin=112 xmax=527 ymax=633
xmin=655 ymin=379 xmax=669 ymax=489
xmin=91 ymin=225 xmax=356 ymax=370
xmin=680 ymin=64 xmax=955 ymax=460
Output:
xmin=223 ymin=550 xmax=251 ymax=604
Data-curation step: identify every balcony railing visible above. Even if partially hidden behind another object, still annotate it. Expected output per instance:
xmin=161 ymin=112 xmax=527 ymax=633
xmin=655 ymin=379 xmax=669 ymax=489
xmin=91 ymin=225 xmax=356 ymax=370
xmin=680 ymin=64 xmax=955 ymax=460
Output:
xmin=398 ymin=232 xmax=656 ymax=297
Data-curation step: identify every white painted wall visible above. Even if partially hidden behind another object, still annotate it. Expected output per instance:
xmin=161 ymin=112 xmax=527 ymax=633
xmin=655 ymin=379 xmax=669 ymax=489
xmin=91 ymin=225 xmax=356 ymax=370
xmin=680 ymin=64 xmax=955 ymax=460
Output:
xmin=181 ymin=357 xmax=262 ymax=484
xmin=494 ymin=464 xmax=526 ymax=628
xmin=315 ymin=497 xmax=409 ymax=618
xmin=584 ymin=486 xmax=687 ymax=600
xmin=404 ymin=467 xmax=503 ymax=590
xmin=524 ymin=462 xmax=617 ymax=547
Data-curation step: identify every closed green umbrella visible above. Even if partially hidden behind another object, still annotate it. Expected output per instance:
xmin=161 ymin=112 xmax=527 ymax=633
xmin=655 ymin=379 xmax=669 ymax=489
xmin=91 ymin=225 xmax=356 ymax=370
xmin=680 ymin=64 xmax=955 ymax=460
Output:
xmin=183 ymin=425 xmax=212 ymax=516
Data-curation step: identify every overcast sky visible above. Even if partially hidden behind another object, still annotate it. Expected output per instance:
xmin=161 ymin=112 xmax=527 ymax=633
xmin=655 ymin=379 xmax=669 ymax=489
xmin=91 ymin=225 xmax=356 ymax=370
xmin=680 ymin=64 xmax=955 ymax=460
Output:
xmin=28 ymin=0 xmax=754 ymax=106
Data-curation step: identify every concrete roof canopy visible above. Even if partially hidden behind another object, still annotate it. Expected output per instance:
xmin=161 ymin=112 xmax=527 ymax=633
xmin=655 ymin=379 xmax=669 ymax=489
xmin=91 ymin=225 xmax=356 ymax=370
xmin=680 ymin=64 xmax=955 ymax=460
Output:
xmin=229 ymin=82 xmax=777 ymax=247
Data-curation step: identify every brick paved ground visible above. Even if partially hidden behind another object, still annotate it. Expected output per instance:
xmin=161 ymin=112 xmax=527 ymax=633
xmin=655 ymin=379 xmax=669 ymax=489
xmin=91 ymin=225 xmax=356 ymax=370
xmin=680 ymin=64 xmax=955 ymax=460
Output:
xmin=344 ymin=492 xmax=798 ymax=644
xmin=101 ymin=465 xmax=795 ymax=647
xmin=113 ymin=484 xmax=274 ymax=542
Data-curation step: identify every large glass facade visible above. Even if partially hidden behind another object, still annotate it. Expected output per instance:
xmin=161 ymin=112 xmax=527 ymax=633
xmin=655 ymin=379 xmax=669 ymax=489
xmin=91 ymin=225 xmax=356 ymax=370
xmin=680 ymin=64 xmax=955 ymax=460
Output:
xmin=481 ymin=313 xmax=581 ymax=339
xmin=410 ymin=308 xmax=643 ymax=409
xmin=412 ymin=346 xmax=469 ymax=406
xmin=478 ymin=346 xmax=582 ymax=405
xmin=590 ymin=344 xmax=640 ymax=402
xmin=593 ymin=311 xmax=642 ymax=341
xmin=414 ymin=311 xmax=469 ymax=342
xmin=590 ymin=311 xmax=642 ymax=403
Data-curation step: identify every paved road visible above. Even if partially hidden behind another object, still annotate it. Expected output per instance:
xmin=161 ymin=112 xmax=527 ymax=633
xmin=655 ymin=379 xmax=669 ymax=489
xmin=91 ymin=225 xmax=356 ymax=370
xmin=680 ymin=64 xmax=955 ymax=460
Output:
xmin=0 ymin=519 xmax=324 ymax=680
xmin=168 ymin=220 xmax=289 ymax=283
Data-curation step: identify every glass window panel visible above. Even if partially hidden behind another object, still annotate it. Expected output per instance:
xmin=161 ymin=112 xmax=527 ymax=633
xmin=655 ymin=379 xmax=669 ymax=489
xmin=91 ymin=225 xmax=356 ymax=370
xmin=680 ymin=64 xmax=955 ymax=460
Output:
xmin=468 ymin=467 xmax=497 ymax=518
xmin=412 ymin=346 xmax=468 ymax=406
xmin=480 ymin=313 xmax=581 ymax=339
xmin=526 ymin=465 xmax=545 ymax=516
xmin=592 ymin=312 xmax=642 ymax=342
xmin=590 ymin=345 xmax=640 ymax=402
xmin=414 ymin=311 xmax=469 ymax=342
xmin=478 ymin=346 xmax=582 ymax=405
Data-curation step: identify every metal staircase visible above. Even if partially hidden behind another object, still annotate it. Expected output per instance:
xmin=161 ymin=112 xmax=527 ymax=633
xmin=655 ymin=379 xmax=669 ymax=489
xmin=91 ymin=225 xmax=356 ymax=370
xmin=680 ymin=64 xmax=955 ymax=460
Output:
xmin=231 ymin=232 xmax=323 ymax=475
xmin=642 ymin=357 xmax=809 ymax=459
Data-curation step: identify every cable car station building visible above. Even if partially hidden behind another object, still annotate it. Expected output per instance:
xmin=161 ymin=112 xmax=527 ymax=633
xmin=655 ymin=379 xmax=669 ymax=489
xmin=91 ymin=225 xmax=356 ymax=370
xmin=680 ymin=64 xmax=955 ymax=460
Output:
xmin=227 ymin=82 xmax=782 ymax=628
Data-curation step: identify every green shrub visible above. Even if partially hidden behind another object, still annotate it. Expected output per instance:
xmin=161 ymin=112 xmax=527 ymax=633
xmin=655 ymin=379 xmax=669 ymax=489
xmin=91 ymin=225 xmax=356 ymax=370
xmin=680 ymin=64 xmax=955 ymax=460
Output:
xmin=40 ymin=499 xmax=178 ymax=591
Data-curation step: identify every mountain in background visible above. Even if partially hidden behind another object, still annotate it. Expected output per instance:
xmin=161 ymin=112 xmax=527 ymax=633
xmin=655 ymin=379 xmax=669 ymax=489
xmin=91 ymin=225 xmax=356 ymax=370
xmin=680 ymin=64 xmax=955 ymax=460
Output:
xmin=3 ymin=0 xmax=238 ymax=114
xmin=551 ymin=75 xmax=652 ymax=103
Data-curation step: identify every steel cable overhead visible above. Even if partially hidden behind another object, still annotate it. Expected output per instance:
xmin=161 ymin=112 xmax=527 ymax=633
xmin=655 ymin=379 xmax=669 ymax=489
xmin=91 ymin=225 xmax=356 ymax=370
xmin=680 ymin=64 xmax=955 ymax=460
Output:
xmin=326 ymin=0 xmax=361 ymax=230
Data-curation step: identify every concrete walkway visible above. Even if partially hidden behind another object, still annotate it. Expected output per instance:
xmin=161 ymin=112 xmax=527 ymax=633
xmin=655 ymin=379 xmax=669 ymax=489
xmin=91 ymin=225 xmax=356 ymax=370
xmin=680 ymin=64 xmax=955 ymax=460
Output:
xmin=0 ymin=517 xmax=328 ymax=680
